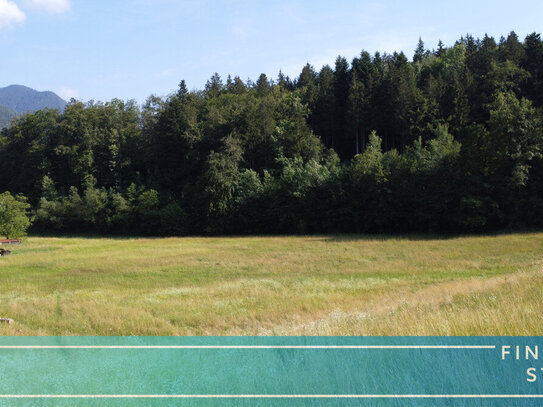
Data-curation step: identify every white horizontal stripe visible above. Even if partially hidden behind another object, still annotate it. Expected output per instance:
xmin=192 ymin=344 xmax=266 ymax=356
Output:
xmin=0 ymin=395 xmax=541 ymax=399
xmin=0 ymin=345 xmax=496 ymax=349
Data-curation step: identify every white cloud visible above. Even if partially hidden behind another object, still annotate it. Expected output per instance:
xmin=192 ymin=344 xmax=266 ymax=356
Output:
xmin=22 ymin=0 xmax=70 ymax=14
xmin=57 ymin=86 xmax=79 ymax=100
xmin=0 ymin=0 xmax=25 ymax=29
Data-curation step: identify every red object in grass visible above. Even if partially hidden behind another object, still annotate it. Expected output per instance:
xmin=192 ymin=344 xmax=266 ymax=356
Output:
xmin=0 ymin=239 xmax=21 ymax=245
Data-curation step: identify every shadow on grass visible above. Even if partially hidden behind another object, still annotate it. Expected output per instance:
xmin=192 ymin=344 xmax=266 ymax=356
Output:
xmin=26 ymin=228 xmax=542 ymax=243
xmin=321 ymin=229 xmax=541 ymax=242
xmin=28 ymin=232 xmax=148 ymax=241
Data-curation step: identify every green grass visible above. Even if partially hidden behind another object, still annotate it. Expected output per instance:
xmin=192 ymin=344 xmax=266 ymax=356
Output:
xmin=0 ymin=233 xmax=542 ymax=335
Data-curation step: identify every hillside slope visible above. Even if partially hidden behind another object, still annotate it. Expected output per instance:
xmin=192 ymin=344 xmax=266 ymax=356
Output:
xmin=0 ymin=104 xmax=16 ymax=129
xmin=0 ymin=85 xmax=66 ymax=114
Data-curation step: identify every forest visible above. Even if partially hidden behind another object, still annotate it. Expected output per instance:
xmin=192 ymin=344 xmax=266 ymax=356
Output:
xmin=0 ymin=31 xmax=542 ymax=235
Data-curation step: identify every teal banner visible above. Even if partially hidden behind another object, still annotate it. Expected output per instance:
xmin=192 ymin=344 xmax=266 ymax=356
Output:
xmin=0 ymin=337 xmax=542 ymax=406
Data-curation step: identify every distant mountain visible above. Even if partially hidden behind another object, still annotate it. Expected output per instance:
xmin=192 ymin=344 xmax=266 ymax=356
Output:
xmin=0 ymin=104 xmax=17 ymax=129
xmin=0 ymin=85 xmax=66 ymax=115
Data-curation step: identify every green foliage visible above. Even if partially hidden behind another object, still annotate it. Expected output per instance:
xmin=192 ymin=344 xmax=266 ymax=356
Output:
xmin=0 ymin=192 xmax=31 ymax=238
xmin=488 ymin=91 xmax=543 ymax=187
xmin=159 ymin=202 xmax=188 ymax=236
xmin=0 ymin=104 xmax=17 ymax=129
xmin=203 ymin=134 xmax=243 ymax=213
xmin=2 ymin=31 xmax=543 ymax=235
xmin=352 ymin=131 xmax=384 ymax=180
xmin=425 ymin=125 xmax=461 ymax=167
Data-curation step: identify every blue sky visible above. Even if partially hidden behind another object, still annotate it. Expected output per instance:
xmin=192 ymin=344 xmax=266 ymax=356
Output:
xmin=0 ymin=0 xmax=542 ymax=103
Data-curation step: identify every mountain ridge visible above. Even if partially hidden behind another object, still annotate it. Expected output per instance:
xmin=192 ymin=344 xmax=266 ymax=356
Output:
xmin=0 ymin=85 xmax=67 ymax=129
xmin=0 ymin=84 xmax=66 ymax=115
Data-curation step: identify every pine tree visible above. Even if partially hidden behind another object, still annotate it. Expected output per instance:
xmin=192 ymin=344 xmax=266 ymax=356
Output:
xmin=205 ymin=73 xmax=223 ymax=98
xmin=297 ymin=63 xmax=318 ymax=107
xmin=333 ymin=56 xmax=351 ymax=158
xmin=436 ymin=40 xmax=446 ymax=57
xmin=255 ymin=73 xmax=271 ymax=97
xmin=498 ymin=31 xmax=525 ymax=64
xmin=312 ymin=65 xmax=336 ymax=149
xmin=413 ymin=37 xmax=428 ymax=63
xmin=522 ymin=33 xmax=543 ymax=106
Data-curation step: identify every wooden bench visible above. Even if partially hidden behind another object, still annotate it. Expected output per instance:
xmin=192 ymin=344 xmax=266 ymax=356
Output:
xmin=0 ymin=239 xmax=21 ymax=245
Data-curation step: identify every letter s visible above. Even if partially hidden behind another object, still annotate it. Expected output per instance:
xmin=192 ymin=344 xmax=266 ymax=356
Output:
xmin=527 ymin=368 xmax=537 ymax=383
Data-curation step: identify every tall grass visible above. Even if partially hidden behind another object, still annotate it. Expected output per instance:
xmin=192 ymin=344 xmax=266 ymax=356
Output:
xmin=0 ymin=233 xmax=541 ymax=335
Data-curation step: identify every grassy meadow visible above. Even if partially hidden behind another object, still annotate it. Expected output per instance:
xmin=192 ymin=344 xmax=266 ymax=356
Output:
xmin=0 ymin=233 xmax=542 ymax=336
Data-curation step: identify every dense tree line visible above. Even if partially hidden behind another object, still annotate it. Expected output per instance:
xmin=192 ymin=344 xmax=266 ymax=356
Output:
xmin=1 ymin=32 xmax=543 ymax=235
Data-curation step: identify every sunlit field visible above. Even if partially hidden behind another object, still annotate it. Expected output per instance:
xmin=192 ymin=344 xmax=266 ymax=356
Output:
xmin=0 ymin=233 xmax=541 ymax=336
